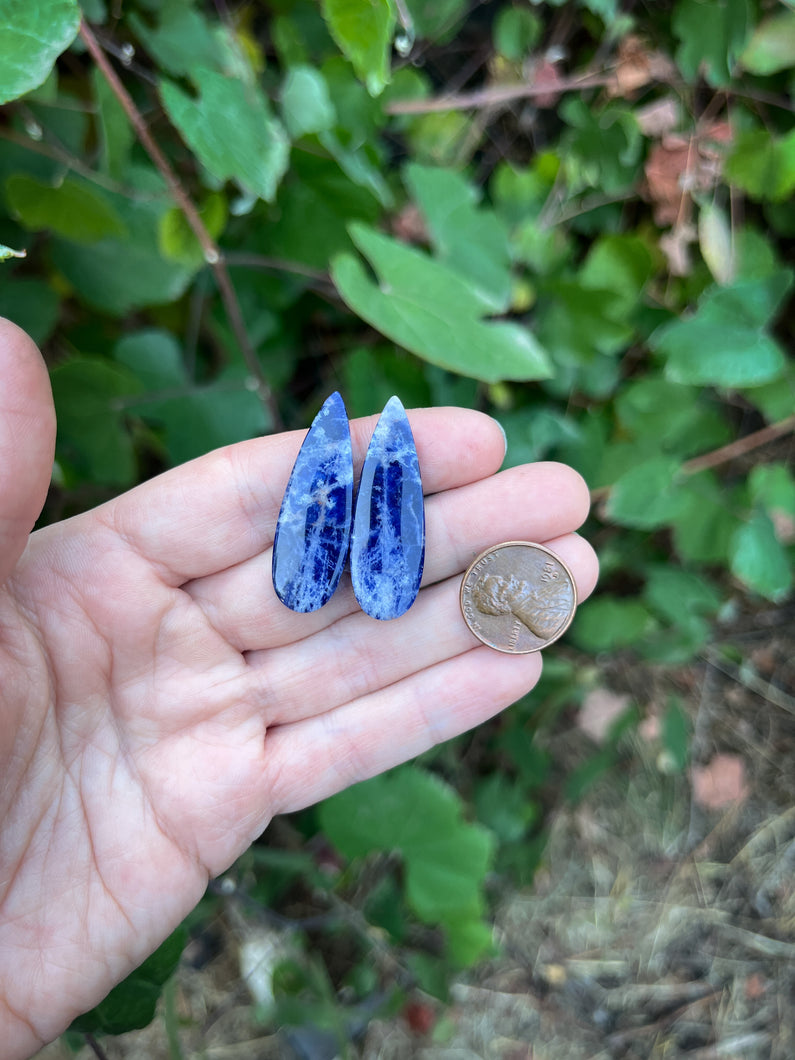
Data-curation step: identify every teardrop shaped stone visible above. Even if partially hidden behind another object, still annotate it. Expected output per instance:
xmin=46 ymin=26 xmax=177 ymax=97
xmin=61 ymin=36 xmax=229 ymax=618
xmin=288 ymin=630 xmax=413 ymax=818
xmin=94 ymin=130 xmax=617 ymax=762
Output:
xmin=272 ymin=392 xmax=353 ymax=612
xmin=350 ymin=396 xmax=425 ymax=620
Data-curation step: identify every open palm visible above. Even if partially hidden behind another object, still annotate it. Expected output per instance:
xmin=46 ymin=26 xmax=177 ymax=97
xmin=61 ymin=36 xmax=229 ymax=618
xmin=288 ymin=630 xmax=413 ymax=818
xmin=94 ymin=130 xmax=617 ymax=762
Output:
xmin=0 ymin=319 xmax=597 ymax=1058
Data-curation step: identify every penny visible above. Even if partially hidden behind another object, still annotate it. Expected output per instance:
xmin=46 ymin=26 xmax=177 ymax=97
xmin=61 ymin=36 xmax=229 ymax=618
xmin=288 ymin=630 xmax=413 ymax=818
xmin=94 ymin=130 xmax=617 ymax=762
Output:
xmin=459 ymin=542 xmax=578 ymax=654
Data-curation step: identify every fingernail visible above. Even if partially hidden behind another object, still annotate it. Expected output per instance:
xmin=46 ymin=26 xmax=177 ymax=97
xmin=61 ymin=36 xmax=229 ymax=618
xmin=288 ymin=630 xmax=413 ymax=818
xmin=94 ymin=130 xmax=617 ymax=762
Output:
xmin=492 ymin=416 xmax=508 ymax=460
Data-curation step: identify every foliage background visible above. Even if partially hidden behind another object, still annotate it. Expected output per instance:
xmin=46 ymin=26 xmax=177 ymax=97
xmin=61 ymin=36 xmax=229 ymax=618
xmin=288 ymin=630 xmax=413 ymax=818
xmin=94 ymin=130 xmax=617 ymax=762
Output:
xmin=1 ymin=0 xmax=793 ymax=1056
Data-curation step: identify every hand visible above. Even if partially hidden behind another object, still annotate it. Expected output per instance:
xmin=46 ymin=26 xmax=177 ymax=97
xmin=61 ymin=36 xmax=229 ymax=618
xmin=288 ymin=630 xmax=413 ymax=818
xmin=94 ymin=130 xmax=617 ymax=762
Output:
xmin=0 ymin=317 xmax=598 ymax=1058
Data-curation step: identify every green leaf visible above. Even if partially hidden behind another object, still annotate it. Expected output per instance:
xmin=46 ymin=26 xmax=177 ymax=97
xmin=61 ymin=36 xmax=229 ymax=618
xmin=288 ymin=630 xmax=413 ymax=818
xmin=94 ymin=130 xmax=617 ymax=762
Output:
xmin=474 ymin=774 xmax=537 ymax=844
xmin=50 ymin=190 xmax=196 ymax=314
xmin=615 ymin=377 xmax=730 ymax=458
xmin=651 ymin=273 xmax=793 ymax=387
xmin=129 ymin=3 xmax=225 ymax=78
xmin=114 ymin=329 xmax=270 ymax=464
xmin=403 ymin=0 xmax=467 ymax=42
xmin=404 ymin=109 xmax=477 ymax=167
xmin=331 ymin=222 xmax=552 ymax=383
xmin=642 ymin=566 xmax=720 ymax=662
xmin=263 ymin=150 xmax=381 ymax=269
xmin=662 ymin=699 xmax=689 ymax=772
xmin=281 ymin=65 xmax=336 ymax=138
xmin=671 ymin=474 xmax=739 ymax=564
xmin=92 ymin=66 xmax=135 ymax=180
xmin=0 ymin=276 xmax=59 ymax=344
xmin=644 ymin=566 xmax=722 ymax=625
xmin=71 ymin=926 xmax=187 ymax=1036
xmin=320 ymin=766 xmax=495 ymax=964
xmin=404 ymin=163 xmax=513 ymax=311
xmin=570 ymin=597 xmax=656 ymax=653
xmin=672 ymin=0 xmax=752 ymax=86
xmin=698 ymin=203 xmax=735 ymax=285
xmin=537 ymin=282 xmax=633 ymax=362
xmin=0 ymin=0 xmax=80 ymax=105
xmin=158 ymin=193 xmax=227 ymax=267
xmin=320 ymin=0 xmax=396 ymax=96
xmin=499 ymin=406 xmax=583 ymax=467
xmin=160 ymin=69 xmax=289 ymax=202
xmin=749 ymin=463 xmax=795 ymax=522
xmin=725 ymin=129 xmax=795 ymax=204
xmin=606 ymin=458 xmax=688 ymax=530
xmin=493 ymin=7 xmax=541 ymax=60
xmin=50 ymin=357 xmax=141 ymax=486
xmin=741 ymin=9 xmax=795 ymax=74
xmin=560 ymin=98 xmax=642 ymax=194
xmin=4 ymin=174 xmax=127 ymax=243
xmin=579 ymin=234 xmax=654 ymax=315
xmin=342 ymin=345 xmax=431 ymax=418
xmin=743 ymin=362 xmax=795 ymax=422
xmin=729 ymin=510 xmax=792 ymax=602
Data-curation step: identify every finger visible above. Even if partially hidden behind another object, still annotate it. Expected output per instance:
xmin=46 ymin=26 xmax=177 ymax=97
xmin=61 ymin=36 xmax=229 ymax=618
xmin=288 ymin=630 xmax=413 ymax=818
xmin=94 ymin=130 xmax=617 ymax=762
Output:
xmin=261 ymin=643 xmax=544 ymax=816
xmin=0 ymin=318 xmax=56 ymax=582
xmin=187 ymin=462 xmax=592 ymax=652
xmin=242 ymin=531 xmax=597 ymax=728
xmin=90 ymin=407 xmax=507 ymax=585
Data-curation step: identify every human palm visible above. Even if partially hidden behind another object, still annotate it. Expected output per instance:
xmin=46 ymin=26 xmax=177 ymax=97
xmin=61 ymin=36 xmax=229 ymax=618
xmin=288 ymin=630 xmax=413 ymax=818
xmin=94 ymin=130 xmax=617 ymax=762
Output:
xmin=0 ymin=319 xmax=597 ymax=1058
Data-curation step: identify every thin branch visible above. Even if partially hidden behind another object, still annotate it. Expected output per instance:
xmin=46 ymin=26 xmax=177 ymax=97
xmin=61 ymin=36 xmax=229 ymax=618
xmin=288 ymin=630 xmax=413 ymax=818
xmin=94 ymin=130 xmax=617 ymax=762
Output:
xmin=590 ymin=413 xmax=795 ymax=504
xmin=385 ymin=71 xmax=612 ymax=115
xmin=681 ymin=413 xmax=795 ymax=476
xmin=84 ymin=1034 xmax=111 ymax=1060
xmin=223 ymin=251 xmax=329 ymax=283
xmin=0 ymin=125 xmax=147 ymax=199
xmin=79 ymin=18 xmax=283 ymax=430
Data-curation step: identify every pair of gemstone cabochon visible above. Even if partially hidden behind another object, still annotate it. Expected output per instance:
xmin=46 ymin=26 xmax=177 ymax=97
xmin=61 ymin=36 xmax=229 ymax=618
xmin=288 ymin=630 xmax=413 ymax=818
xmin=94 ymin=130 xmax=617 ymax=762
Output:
xmin=272 ymin=392 xmax=425 ymax=621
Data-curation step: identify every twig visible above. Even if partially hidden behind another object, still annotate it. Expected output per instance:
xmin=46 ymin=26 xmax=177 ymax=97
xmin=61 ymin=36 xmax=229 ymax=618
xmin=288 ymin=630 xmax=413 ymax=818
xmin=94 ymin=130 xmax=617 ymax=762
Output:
xmin=385 ymin=71 xmax=612 ymax=115
xmin=224 ymin=251 xmax=330 ymax=283
xmin=84 ymin=1034 xmax=110 ymax=1060
xmin=79 ymin=18 xmax=282 ymax=430
xmin=0 ymin=125 xmax=147 ymax=199
xmin=681 ymin=413 xmax=795 ymax=475
xmin=702 ymin=649 xmax=795 ymax=717
xmin=590 ymin=413 xmax=795 ymax=504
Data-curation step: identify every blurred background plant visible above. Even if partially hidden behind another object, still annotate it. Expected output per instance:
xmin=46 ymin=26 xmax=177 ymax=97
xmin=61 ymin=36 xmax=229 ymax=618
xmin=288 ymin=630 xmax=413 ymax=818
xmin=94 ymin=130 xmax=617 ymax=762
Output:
xmin=1 ymin=0 xmax=793 ymax=1056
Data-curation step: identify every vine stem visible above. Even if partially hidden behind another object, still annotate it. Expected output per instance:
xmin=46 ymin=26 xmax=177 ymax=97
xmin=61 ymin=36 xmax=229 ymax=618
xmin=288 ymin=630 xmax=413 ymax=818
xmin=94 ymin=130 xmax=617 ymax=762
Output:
xmin=385 ymin=70 xmax=612 ymax=114
xmin=590 ymin=413 xmax=795 ymax=504
xmin=79 ymin=19 xmax=283 ymax=430
xmin=84 ymin=1033 xmax=110 ymax=1060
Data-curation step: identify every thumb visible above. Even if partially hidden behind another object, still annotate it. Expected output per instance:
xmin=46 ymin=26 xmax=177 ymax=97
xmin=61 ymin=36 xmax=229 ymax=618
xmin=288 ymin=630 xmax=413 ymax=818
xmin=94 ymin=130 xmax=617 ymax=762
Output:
xmin=0 ymin=317 xmax=56 ymax=583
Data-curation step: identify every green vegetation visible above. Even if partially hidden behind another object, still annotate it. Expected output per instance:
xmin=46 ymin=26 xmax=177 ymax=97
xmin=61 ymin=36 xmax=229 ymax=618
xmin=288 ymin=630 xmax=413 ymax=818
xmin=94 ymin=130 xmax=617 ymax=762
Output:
xmin=1 ymin=0 xmax=792 ymax=1054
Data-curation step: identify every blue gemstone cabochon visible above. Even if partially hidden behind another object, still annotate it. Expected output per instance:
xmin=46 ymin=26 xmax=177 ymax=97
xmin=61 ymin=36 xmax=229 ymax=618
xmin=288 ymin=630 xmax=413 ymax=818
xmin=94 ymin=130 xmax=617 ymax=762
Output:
xmin=350 ymin=395 xmax=425 ymax=621
xmin=272 ymin=391 xmax=354 ymax=613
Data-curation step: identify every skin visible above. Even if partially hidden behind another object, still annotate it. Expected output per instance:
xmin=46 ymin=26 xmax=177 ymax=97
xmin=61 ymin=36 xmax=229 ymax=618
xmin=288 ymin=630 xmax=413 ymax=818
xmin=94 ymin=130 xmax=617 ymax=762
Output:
xmin=0 ymin=317 xmax=598 ymax=1058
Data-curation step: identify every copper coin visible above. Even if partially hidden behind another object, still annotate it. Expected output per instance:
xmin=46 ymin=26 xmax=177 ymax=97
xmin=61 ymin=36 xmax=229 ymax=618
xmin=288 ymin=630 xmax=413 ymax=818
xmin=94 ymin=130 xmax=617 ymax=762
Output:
xmin=459 ymin=542 xmax=578 ymax=654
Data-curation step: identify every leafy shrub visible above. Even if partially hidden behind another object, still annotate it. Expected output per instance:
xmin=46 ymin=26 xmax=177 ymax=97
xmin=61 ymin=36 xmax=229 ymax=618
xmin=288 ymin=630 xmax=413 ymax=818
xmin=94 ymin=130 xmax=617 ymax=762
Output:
xmin=1 ymin=0 xmax=793 ymax=1049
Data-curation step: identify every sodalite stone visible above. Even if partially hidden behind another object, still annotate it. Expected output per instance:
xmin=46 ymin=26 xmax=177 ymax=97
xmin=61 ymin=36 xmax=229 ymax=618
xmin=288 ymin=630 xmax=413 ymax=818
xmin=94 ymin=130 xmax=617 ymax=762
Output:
xmin=272 ymin=392 xmax=353 ymax=613
xmin=350 ymin=396 xmax=425 ymax=621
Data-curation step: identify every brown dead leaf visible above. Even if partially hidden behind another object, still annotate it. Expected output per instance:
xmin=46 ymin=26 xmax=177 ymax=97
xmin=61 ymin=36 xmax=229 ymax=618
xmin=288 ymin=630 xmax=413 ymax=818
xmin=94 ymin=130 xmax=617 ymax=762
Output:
xmin=659 ymin=222 xmax=697 ymax=276
xmin=744 ymin=972 xmax=768 ymax=1000
xmin=531 ymin=57 xmax=564 ymax=108
xmin=644 ymin=137 xmax=692 ymax=226
xmin=390 ymin=203 xmax=428 ymax=245
xmin=771 ymin=509 xmax=795 ymax=545
xmin=636 ymin=97 xmax=681 ymax=137
xmin=642 ymin=123 xmax=733 ymax=226
xmin=691 ymin=753 xmax=749 ymax=810
xmin=578 ymin=688 xmax=631 ymax=744
xmin=607 ymin=35 xmax=678 ymax=98
xmin=639 ymin=711 xmax=661 ymax=742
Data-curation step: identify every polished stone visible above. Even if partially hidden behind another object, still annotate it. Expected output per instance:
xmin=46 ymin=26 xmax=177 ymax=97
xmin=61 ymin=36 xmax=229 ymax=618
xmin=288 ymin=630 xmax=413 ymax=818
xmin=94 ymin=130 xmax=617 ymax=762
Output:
xmin=350 ymin=395 xmax=425 ymax=621
xmin=272 ymin=391 xmax=354 ymax=612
